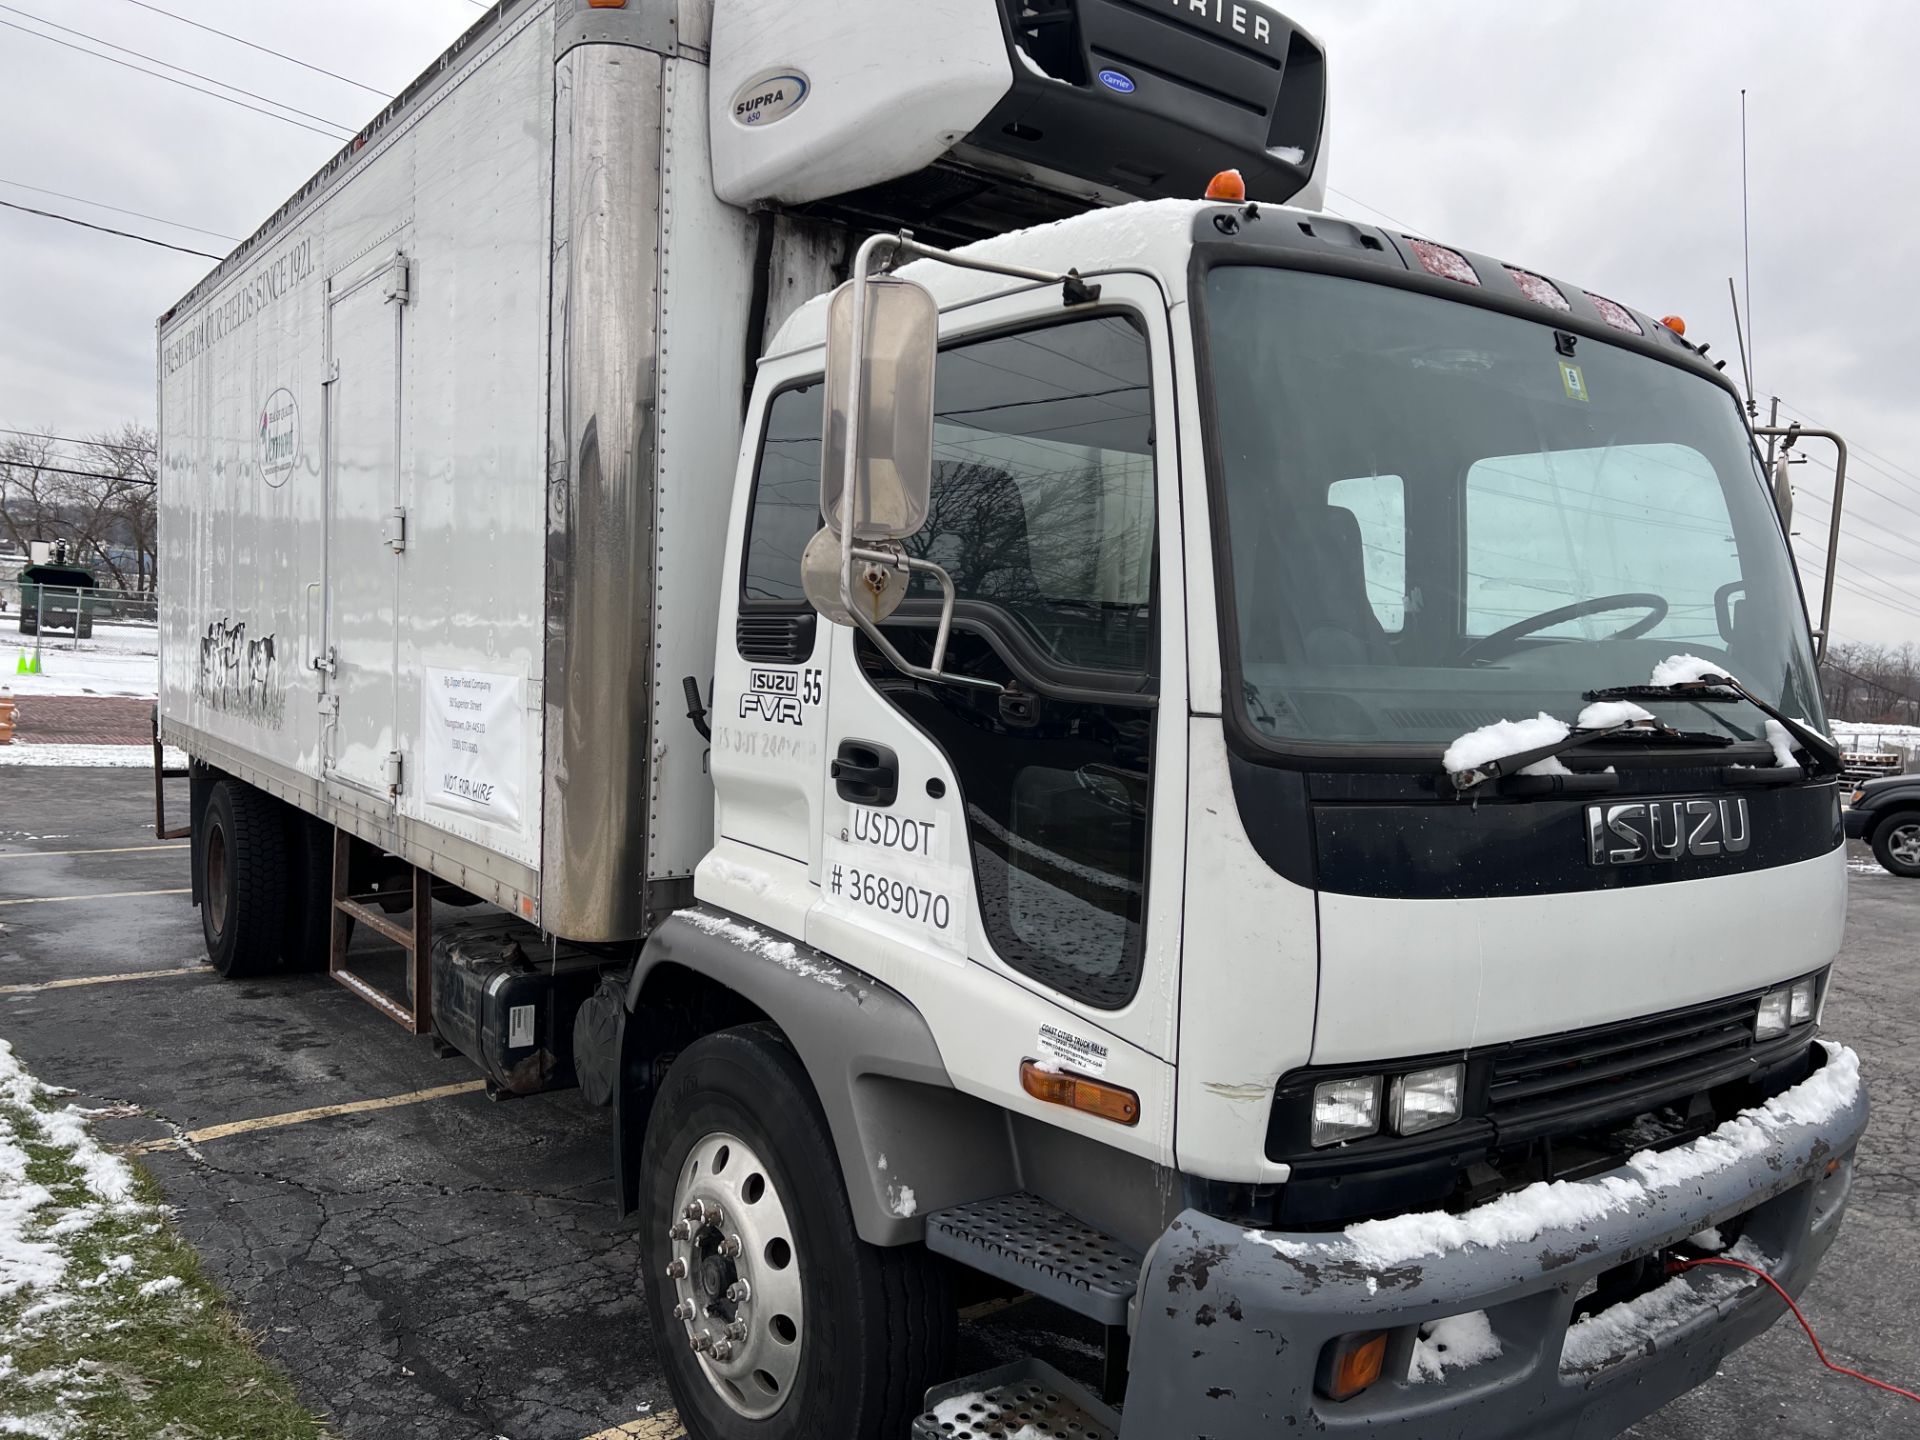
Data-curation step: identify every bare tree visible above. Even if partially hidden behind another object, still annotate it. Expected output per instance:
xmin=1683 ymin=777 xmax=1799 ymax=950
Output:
xmin=0 ymin=424 xmax=157 ymax=592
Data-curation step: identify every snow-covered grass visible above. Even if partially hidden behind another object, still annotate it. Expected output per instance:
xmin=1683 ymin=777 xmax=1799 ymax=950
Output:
xmin=0 ymin=623 xmax=157 ymax=699
xmin=0 ymin=745 xmax=184 ymax=769
xmin=0 ymin=1039 xmax=325 ymax=1438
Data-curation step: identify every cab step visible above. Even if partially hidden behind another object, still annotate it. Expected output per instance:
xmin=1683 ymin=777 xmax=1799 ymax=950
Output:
xmin=912 ymin=1358 xmax=1119 ymax=1440
xmin=924 ymin=1191 xmax=1140 ymax=1326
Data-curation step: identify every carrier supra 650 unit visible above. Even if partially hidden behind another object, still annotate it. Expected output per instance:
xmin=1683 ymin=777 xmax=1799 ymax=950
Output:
xmin=154 ymin=2 xmax=1865 ymax=1435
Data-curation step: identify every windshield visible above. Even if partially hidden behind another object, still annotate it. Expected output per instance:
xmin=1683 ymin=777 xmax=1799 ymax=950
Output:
xmin=1201 ymin=264 xmax=1824 ymax=751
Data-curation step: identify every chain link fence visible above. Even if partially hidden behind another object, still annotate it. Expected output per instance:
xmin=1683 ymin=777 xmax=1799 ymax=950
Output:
xmin=5 ymin=582 xmax=157 ymax=666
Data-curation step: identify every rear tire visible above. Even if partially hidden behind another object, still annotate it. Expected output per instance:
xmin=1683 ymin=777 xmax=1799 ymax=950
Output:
xmin=75 ymin=617 xmax=92 ymax=639
xmin=638 ymin=1025 xmax=953 ymax=1440
xmin=1871 ymin=811 xmax=1920 ymax=877
xmin=198 ymin=779 xmax=288 ymax=978
xmin=280 ymin=811 xmax=335 ymax=972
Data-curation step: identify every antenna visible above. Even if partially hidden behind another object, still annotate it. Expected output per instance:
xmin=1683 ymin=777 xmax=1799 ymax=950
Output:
xmin=1739 ymin=88 xmax=1756 ymax=410
xmin=1729 ymin=276 xmax=1756 ymax=418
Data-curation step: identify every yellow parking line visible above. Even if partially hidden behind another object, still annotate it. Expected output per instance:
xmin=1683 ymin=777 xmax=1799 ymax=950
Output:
xmin=0 ymin=888 xmax=191 ymax=907
xmin=0 ymin=965 xmax=210 ymax=995
xmin=0 ymin=844 xmax=188 ymax=860
xmin=131 ymin=1079 xmax=487 ymax=1155
xmin=580 ymin=1416 xmax=681 ymax=1440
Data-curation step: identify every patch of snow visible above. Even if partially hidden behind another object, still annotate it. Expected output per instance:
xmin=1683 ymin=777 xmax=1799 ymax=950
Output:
xmin=1442 ymin=713 xmax=1569 ymax=776
xmin=1408 ymin=1310 xmax=1501 ymax=1383
xmin=1246 ymin=1044 xmax=1859 ymax=1270
xmin=676 ymin=909 xmax=848 ymax=992
xmin=1274 ymin=144 xmax=1306 ymax=164
xmin=0 ymin=745 xmax=185 ymax=769
xmin=703 ymin=857 xmax=773 ymax=897
xmin=1763 ymin=720 xmax=1801 ymax=771
xmin=137 ymin=1275 xmax=183 ymax=1298
xmin=931 ymin=1392 xmax=988 ymax=1427
xmin=1688 ymin=1227 xmax=1726 ymax=1253
xmin=888 ymin=1184 xmax=918 ymax=1219
xmin=876 ymin=1154 xmax=887 ymax=1172
xmin=1013 ymin=45 xmax=1069 ymax=85
xmin=1650 ymin=654 xmax=1732 ymax=687
xmin=1575 ymin=700 xmax=1654 ymax=730
xmin=1561 ymin=1238 xmax=1768 ymax=1372
xmin=0 ymin=625 xmax=157 ymax=698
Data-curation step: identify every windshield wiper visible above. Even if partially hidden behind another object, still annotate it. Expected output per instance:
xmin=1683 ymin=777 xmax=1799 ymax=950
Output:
xmin=1447 ymin=721 xmax=1732 ymax=794
xmin=1585 ymin=672 xmax=1843 ymax=777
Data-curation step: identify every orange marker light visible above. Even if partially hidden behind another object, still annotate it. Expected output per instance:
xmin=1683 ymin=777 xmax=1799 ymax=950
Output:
xmin=1205 ymin=169 xmax=1247 ymax=202
xmin=1020 ymin=1059 xmax=1141 ymax=1126
xmin=1661 ymin=314 xmax=1687 ymax=336
xmin=1317 ymin=1331 xmax=1389 ymax=1402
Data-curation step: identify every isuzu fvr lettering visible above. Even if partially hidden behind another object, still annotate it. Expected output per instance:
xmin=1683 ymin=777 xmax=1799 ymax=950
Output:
xmin=153 ymin=1 xmax=1868 ymax=1435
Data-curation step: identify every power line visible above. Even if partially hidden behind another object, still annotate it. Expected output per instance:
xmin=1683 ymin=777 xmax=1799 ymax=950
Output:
xmin=1325 ymin=186 xmax=1426 ymax=237
xmin=0 ymin=177 xmax=238 ymax=243
xmin=0 ymin=461 xmax=155 ymax=488
xmin=1775 ymin=397 xmax=1920 ymax=491
xmin=111 ymin=0 xmax=393 ymax=99
xmin=0 ymin=428 xmax=151 ymax=456
xmin=0 ymin=199 xmax=221 ymax=259
xmin=0 ymin=16 xmax=352 ymax=142
xmin=0 ymin=4 xmax=359 ymax=135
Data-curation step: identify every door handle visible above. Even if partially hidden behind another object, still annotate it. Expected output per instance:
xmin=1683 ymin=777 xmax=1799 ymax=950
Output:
xmin=832 ymin=740 xmax=899 ymax=808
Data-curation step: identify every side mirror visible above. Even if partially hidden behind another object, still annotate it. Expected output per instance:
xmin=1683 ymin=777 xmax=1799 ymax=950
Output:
xmin=1771 ymin=451 xmax=1793 ymax=530
xmin=820 ymin=272 xmax=937 ymax=544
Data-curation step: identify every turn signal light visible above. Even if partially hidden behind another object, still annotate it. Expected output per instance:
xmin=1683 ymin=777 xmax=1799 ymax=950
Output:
xmin=1316 ymin=1331 xmax=1389 ymax=1401
xmin=588 ymin=0 xmax=628 ymax=7
xmin=1020 ymin=1060 xmax=1140 ymax=1126
xmin=1205 ymin=168 xmax=1247 ymax=202
xmin=1661 ymin=314 xmax=1687 ymax=335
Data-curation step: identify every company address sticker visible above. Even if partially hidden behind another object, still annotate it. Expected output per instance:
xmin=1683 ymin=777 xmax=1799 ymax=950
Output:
xmin=422 ymin=666 xmax=525 ymax=827
xmin=1036 ymin=1024 xmax=1109 ymax=1077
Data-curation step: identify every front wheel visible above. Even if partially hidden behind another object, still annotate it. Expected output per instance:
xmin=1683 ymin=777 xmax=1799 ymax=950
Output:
xmin=638 ymin=1026 xmax=953 ymax=1439
xmin=1872 ymin=811 xmax=1920 ymax=877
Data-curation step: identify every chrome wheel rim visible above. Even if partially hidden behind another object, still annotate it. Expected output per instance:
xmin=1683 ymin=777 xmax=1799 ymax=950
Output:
xmin=664 ymin=1131 xmax=803 ymax=1419
xmin=1889 ymin=824 xmax=1920 ymax=867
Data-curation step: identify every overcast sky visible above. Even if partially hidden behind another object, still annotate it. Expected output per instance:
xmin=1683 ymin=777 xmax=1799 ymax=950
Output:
xmin=2 ymin=0 xmax=1916 ymax=646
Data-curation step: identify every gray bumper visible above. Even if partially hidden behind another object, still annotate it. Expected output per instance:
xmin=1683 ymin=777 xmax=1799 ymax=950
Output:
xmin=1124 ymin=1060 xmax=1869 ymax=1439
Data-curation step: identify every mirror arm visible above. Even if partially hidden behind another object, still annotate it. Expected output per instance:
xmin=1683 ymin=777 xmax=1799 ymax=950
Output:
xmin=844 ymin=547 xmax=1003 ymax=695
xmin=1755 ymin=424 xmax=1847 ymax=665
xmin=878 ymin=231 xmax=1102 ymax=308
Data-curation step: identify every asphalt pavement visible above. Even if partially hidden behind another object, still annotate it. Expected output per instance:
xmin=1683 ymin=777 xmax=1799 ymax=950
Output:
xmin=0 ymin=764 xmax=1914 ymax=1438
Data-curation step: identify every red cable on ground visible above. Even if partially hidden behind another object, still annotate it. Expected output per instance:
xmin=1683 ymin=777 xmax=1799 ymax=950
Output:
xmin=1667 ymin=1256 xmax=1920 ymax=1405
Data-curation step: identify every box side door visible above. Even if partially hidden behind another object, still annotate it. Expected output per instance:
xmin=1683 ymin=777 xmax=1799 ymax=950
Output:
xmin=322 ymin=255 xmax=407 ymax=799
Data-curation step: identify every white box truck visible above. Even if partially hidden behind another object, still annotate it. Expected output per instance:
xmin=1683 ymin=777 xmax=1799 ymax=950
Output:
xmin=155 ymin=2 xmax=1869 ymax=1436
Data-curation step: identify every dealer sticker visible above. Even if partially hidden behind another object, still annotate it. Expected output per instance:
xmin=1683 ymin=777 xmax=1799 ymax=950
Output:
xmin=1037 ymin=1023 xmax=1109 ymax=1077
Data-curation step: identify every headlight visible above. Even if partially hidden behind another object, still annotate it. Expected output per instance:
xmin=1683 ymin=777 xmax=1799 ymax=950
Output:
xmin=1311 ymin=1076 xmax=1381 ymax=1147
xmin=1755 ymin=986 xmax=1792 ymax=1040
xmin=1389 ymin=1063 xmax=1465 ymax=1137
xmin=1789 ymin=976 xmax=1817 ymax=1026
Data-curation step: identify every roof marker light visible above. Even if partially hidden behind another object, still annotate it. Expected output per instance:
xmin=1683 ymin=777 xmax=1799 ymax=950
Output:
xmin=1504 ymin=266 xmax=1571 ymax=311
xmin=1206 ymin=169 xmax=1247 ymax=202
xmin=1661 ymin=314 xmax=1687 ymax=336
xmin=1587 ymin=293 xmax=1644 ymax=335
xmin=1407 ymin=238 xmax=1479 ymax=286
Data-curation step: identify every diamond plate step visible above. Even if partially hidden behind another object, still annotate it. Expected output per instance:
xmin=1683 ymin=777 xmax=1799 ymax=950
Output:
xmin=912 ymin=1357 xmax=1120 ymax=1440
xmin=925 ymin=1192 xmax=1140 ymax=1326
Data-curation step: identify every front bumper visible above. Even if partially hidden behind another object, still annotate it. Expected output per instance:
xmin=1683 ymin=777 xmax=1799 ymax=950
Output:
xmin=1125 ymin=1045 xmax=1868 ymax=1439
xmin=1843 ymin=806 xmax=1872 ymax=839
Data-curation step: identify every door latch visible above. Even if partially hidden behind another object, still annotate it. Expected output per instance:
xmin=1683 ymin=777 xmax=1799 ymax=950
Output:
xmin=385 ymin=750 xmax=404 ymax=795
xmin=385 ymin=506 xmax=408 ymax=554
xmin=312 ymin=646 xmax=336 ymax=676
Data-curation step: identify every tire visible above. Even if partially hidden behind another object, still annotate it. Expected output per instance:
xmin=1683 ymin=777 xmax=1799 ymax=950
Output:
xmin=17 ymin=613 xmax=34 ymax=636
xmin=638 ymin=1025 xmax=954 ymax=1440
xmin=280 ymin=811 xmax=335 ymax=972
xmin=76 ymin=618 xmax=92 ymax=639
xmin=1871 ymin=811 xmax=1920 ymax=877
xmin=198 ymin=780 xmax=288 ymax=978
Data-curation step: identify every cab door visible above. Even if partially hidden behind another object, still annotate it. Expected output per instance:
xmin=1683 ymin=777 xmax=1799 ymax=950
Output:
xmin=807 ymin=276 xmax=1187 ymax=1152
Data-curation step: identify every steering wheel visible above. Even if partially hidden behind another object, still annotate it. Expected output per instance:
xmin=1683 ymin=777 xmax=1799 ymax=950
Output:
xmin=1461 ymin=592 xmax=1669 ymax=664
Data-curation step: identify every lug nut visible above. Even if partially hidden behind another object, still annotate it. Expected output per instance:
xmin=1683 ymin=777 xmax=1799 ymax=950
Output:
xmin=711 ymin=1339 xmax=735 ymax=1362
xmin=720 ymin=1234 xmax=743 ymax=1258
xmin=690 ymin=1330 xmax=712 ymax=1354
xmin=683 ymin=1201 xmax=704 ymax=1222
xmin=669 ymin=1219 xmax=691 ymax=1241
xmin=665 ymin=1258 xmax=688 ymax=1280
xmin=726 ymin=1320 xmax=748 ymax=1341
xmin=725 ymin=1280 xmax=751 ymax=1304
xmin=672 ymin=1300 xmax=695 ymax=1321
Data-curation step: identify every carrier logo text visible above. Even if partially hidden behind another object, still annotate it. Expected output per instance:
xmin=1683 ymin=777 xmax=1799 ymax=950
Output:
xmin=1585 ymin=797 xmax=1751 ymax=866
xmin=1171 ymin=0 xmax=1274 ymax=48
